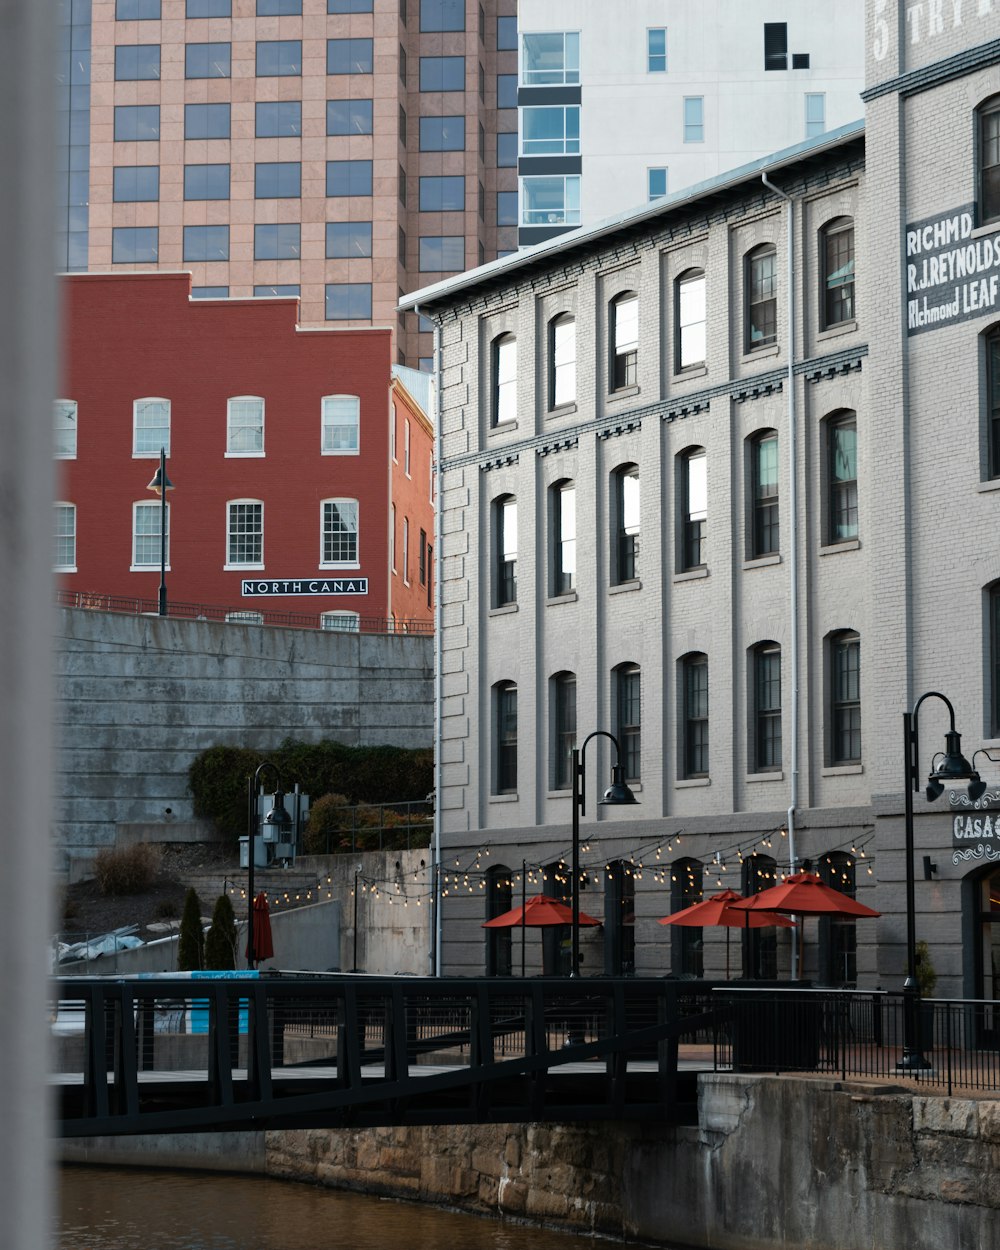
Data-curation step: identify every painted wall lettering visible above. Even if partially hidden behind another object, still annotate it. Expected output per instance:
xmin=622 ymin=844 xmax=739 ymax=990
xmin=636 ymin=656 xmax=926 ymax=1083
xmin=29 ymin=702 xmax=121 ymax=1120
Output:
xmin=905 ymin=204 xmax=1000 ymax=333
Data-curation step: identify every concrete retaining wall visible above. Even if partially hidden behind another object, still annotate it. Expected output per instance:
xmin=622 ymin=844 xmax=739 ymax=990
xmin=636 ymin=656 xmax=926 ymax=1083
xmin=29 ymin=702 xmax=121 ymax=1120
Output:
xmin=60 ymin=1076 xmax=1000 ymax=1248
xmin=54 ymin=608 xmax=433 ymax=879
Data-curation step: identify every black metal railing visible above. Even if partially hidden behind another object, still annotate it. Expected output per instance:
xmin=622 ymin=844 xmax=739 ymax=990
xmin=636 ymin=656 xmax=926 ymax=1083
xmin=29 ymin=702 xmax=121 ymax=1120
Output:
xmin=304 ymin=799 xmax=433 ymax=854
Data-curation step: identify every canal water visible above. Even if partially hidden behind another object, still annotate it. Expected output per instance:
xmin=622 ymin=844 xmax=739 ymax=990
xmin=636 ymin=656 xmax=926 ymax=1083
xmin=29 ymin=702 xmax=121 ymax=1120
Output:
xmin=58 ymin=1166 xmax=660 ymax=1250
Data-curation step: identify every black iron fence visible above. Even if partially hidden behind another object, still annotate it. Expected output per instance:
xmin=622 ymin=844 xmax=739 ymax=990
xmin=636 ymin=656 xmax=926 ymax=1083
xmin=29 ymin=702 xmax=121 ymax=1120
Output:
xmin=304 ymin=799 xmax=433 ymax=854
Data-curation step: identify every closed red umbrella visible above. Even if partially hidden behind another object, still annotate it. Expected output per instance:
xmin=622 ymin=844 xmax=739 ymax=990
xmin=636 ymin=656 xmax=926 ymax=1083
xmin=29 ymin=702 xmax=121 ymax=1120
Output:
xmin=482 ymin=894 xmax=601 ymax=928
xmin=658 ymin=888 xmax=794 ymax=978
xmin=246 ymin=891 xmax=274 ymax=967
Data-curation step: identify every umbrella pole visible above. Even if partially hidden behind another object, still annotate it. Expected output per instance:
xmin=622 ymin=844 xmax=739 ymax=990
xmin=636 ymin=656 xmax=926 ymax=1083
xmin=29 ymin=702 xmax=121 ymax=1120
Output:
xmin=726 ymin=928 xmax=730 ymax=981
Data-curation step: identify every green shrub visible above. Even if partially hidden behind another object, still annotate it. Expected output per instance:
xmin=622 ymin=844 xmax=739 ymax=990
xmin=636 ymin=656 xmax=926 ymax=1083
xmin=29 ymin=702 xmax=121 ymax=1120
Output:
xmin=94 ymin=843 xmax=162 ymax=896
xmin=204 ymin=894 xmax=238 ymax=970
xmin=303 ymin=793 xmax=354 ymax=855
xmin=154 ymin=898 xmax=180 ymax=920
xmin=177 ymin=886 xmax=204 ymax=972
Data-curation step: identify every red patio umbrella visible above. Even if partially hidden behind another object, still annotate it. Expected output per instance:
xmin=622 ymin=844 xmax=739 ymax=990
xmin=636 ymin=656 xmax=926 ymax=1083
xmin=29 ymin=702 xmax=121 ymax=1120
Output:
xmin=482 ymin=894 xmax=601 ymax=928
xmin=246 ymin=891 xmax=274 ymax=967
xmin=658 ymin=889 xmax=794 ymax=979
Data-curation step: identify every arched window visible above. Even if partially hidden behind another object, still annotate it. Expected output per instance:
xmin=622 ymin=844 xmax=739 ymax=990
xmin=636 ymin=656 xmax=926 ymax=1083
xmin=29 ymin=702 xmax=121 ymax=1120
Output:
xmin=548 ymin=314 xmax=576 ymax=408
xmin=670 ymin=857 xmax=704 ymax=977
xmin=604 ymin=860 xmax=636 ymax=975
xmin=551 ymin=670 xmax=576 ymax=790
xmin=679 ymin=652 xmax=708 ymax=779
xmin=491 ymin=332 xmax=517 ymax=425
xmin=748 ymin=429 xmax=778 ymax=557
xmin=825 ymin=410 xmax=858 ymax=543
xmin=492 ymin=494 xmax=517 ymax=607
xmin=829 ymin=629 xmax=861 ymax=764
xmin=978 ymin=95 xmax=1000 ymax=226
xmin=493 ymin=680 xmax=517 ymax=794
xmin=609 ymin=291 xmax=638 ymax=391
xmin=820 ymin=217 xmax=855 ymax=328
xmin=751 ymin=641 xmax=781 ymax=772
xmin=742 ymin=854 xmax=778 ymax=979
xmin=675 ymin=268 xmax=706 ymax=370
xmin=745 ymin=245 xmax=777 ymax=351
xmin=485 ymin=864 xmax=513 ymax=976
xmin=819 ymin=851 xmax=857 ymax=986
xmin=613 ymin=662 xmax=641 ymax=783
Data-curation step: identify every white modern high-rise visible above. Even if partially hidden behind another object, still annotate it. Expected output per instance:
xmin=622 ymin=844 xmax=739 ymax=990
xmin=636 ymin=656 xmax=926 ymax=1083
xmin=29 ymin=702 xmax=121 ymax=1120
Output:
xmin=515 ymin=0 xmax=865 ymax=245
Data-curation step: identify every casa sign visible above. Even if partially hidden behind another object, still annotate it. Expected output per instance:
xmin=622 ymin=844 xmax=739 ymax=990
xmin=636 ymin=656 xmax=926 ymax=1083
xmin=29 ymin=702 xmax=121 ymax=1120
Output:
xmin=905 ymin=205 xmax=1000 ymax=334
xmin=950 ymin=790 xmax=1000 ymax=865
xmin=241 ymin=578 xmax=369 ymax=597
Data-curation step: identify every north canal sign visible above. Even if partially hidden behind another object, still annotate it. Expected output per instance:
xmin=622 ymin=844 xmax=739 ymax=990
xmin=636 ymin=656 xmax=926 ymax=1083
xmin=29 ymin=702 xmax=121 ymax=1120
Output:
xmin=905 ymin=204 xmax=1000 ymax=334
xmin=242 ymin=578 xmax=369 ymax=596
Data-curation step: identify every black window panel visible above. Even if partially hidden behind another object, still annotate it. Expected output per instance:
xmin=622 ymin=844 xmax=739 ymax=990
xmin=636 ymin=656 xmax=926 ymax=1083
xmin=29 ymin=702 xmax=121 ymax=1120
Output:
xmin=256 ymin=40 xmax=302 ymax=75
xmin=115 ymin=105 xmax=160 ymax=140
xmin=792 ymin=52 xmax=810 ymax=68
xmin=552 ymin=673 xmax=576 ymax=790
xmin=419 ymin=175 xmax=465 ymax=211
xmin=669 ymin=860 xmax=703 ymax=977
xmin=420 ymin=0 xmax=463 ymax=32
xmin=420 ymin=55 xmax=465 ymax=92
xmin=255 ymin=162 xmax=301 ymax=198
xmin=326 ymin=98 xmax=373 ymax=135
xmin=326 ymin=160 xmax=373 ymax=196
xmin=183 ymin=225 xmax=229 ymax=261
xmin=113 ymin=165 xmax=159 ymax=202
xmin=992 ymin=585 xmax=1000 ymax=736
xmin=495 ymin=684 xmax=517 ymax=794
xmin=183 ymin=163 xmax=230 ymax=200
xmin=684 ymin=656 xmax=709 ymax=777
xmin=764 ymin=22 xmax=787 ymax=70
xmin=185 ymin=102 xmax=230 ymax=139
xmin=831 ymin=633 xmax=861 ymax=763
xmin=327 ymin=38 xmax=373 ymax=74
xmin=256 ymin=101 xmax=301 ymax=138
xmin=114 ymin=45 xmax=160 ymax=79
xmin=617 ymin=665 xmax=641 ymax=782
xmin=989 ymin=333 xmax=1000 ymax=479
xmin=980 ymin=103 xmax=1000 ymax=225
xmin=187 ymin=0 xmax=230 ymax=14
xmin=254 ymin=223 xmax=300 ymax=259
xmin=326 ymin=221 xmax=373 ymax=257
xmin=419 ymin=116 xmax=465 ymax=151
xmin=258 ymin=0 xmax=302 ymax=12
xmin=485 ymin=865 xmax=513 ymax=974
xmin=116 ymin=0 xmax=161 ymax=17
xmin=185 ymin=42 xmax=231 ymax=79
xmin=325 ymin=283 xmax=372 ymax=319
xmin=754 ymin=645 xmax=782 ymax=771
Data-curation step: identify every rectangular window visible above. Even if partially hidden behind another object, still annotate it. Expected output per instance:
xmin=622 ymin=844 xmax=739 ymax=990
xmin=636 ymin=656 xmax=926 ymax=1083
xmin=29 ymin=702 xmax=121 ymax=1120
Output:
xmin=326 ymin=283 xmax=372 ymax=319
xmin=495 ymin=683 xmax=517 ymax=794
xmin=522 ymin=31 xmax=579 ymax=85
xmin=497 ymin=132 xmax=517 ymax=167
xmin=683 ymin=96 xmax=704 ymax=142
xmin=806 ymin=92 xmax=826 ymax=139
xmin=184 ymin=163 xmax=230 ymax=200
xmin=187 ymin=0 xmax=230 ymax=14
xmin=553 ymin=481 xmax=576 ymax=595
xmin=684 ymin=656 xmax=709 ymax=777
xmin=823 ymin=222 xmax=855 ymax=327
xmin=329 ymin=0 xmax=372 ymax=10
xmin=521 ymin=105 xmax=580 ymax=156
xmin=497 ymin=14 xmax=517 ymax=49
xmin=256 ymin=101 xmax=302 ymax=138
xmin=185 ymin=102 xmax=230 ymax=139
xmin=420 ymin=55 xmax=465 ymax=92
xmin=254 ymin=284 xmax=298 ymax=297
xmin=829 ymin=416 xmax=858 ymax=541
xmin=980 ymin=102 xmax=1000 ymax=225
xmin=256 ymin=40 xmax=302 ymax=76
xmin=647 ymin=27 xmax=667 ymax=72
xmin=322 ymin=396 xmax=360 ymax=453
xmin=492 ymin=335 xmax=516 ymax=425
xmin=419 ymin=529 xmax=427 ymax=585
xmin=496 ymin=190 xmax=518 ymax=227
xmin=497 ymin=73 xmax=517 ymax=109
xmin=754 ymin=645 xmax=781 ymax=770
xmin=676 ymin=270 xmax=706 ymax=370
xmin=114 ymin=45 xmax=160 ymax=80
xmin=989 ymin=334 xmax=1000 ymax=479
xmin=615 ymin=467 xmax=639 ymax=582
xmin=992 ymin=587 xmax=1000 ymax=736
xmin=54 ymin=400 xmax=78 ymax=459
xmin=117 ymin=0 xmax=160 ymax=18
xmin=327 ymin=99 xmax=373 ymax=135
xmin=648 ymin=167 xmax=667 ymax=201
xmin=227 ymin=397 xmax=264 ymax=454
xmin=255 ymin=162 xmax=301 ymax=198
xmin=420 ymin=0 xmax=464 ymax=31
xmin=521 ymin=175 xmax=581 ymax=226
xmin=419 ymin=116 xmax=465 ymax=152
xmin=321 ymin=500 xmax=359 ymax=564
xmin=611 ymin=294 xmax=638 ymax=390
xmin=326 ymin=221 xmax=373 ymax=258
xmin=496 ymin=496 xmax=517 ymax=606
xmin=831 ymin=634 xmax=861 ymax=763
xmin=549 ymin=316 xmax=575 ymax=408
xmin=185 ymin=43 xmax=231 ymax=79
xmin=402 ymin=517 xmax=410 ymax=583
xmin=113 ymin=166 xmax=159 ymax=202
xmin=258 ymin=0 xmax=302 ymax=12
xmin=227 ymin=502 xmax=263 ymax=567
xmin=183 ymin=225 xmax=229 ymax=261
xmin=683 ymin=450 xmax=707 ymax=569
xmin=193 ymin=286 xmax=229 ymax=298
xmin=747 ymin=249 xmax=777 ymax=349
xmin=553 ymin=673 xmax=576 ymax=790
xmin=752 ymin=432 xmax=779 ymax=557
xmin=115 ymin=105 xmax=160 ymax=141
xmin=53 ymin=504 xmax=77 ymax=571
xmin=254 ymin=223 xmax=300 ymax=260
xmin=419 ymin=175 xmax=465 ymax=211
xmin=133 ymin=501 xmax=168 ymax=568
xmin=112 ymin=226 xmax=158 ymax=263
xmin=326 ymin=160 xmax=373 ymax=196
xmin=419 ymin=235 xmax=464 ymax=272
xmin=403 ymin=418 xmax=411 ymax=476
xmin=764 ymin=22 xmax=788 ymax=70
xmin=327 ymin=38 xmax=373 ymax=74
xmin=133 ymin=398 xmax=170 ymax=456
xmin=617 ymin=666 xmax=641 ymax=782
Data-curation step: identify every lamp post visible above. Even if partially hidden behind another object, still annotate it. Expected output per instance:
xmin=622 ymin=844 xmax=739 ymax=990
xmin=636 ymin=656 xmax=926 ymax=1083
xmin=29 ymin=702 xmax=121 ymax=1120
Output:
xmin=146 ymin=447 xmax=174 ymax=617
xmin=246 ymin=761 xmax=291 ymax=969
xmin=570 ymin=731 xmax=639 ymax=977
xmin=899 ymin=691 xmax=983 ymax=1068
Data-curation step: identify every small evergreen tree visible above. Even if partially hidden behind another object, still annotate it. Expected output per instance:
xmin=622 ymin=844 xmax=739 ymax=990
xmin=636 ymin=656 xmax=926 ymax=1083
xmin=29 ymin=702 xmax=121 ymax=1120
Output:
xmin=204 ymin=893 xmax=238 ymax=970
xmin=177 ymin=886 xmax=204 ymax=971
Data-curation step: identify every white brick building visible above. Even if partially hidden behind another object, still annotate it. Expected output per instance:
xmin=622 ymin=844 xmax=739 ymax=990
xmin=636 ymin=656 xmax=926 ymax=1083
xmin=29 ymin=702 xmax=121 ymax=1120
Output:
xmin=403 ymin=0 xmax=1000 ymax=1002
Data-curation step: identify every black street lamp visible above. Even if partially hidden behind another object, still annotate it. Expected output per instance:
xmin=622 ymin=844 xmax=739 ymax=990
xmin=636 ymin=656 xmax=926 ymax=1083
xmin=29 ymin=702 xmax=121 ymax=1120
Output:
xmin=899 ymin=691 xmax=983 ymax=1068
xmin=246 ymin=761 xmax=291 ymax=969
xmin=146 ymin=447 xmax=174 ymax=617
xmin=570 ymin=731 xmax=638 ymax=977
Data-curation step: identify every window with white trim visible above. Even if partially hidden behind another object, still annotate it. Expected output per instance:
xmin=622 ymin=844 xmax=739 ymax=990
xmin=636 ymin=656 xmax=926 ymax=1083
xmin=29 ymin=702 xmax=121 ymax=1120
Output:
xmin=548 ymin=315 xmax=575 ymax=408
xmin=321 ymin=611 xmax=360 ymax=632
xmin=610 ymin=292 xmax=638 ymax=391
xmin=402 ymin=516 xmax=410 ymax=584
xmin=521 ymin=31 xmax=579 ymax=85
xmin=491 ymin=333 xmax=517 ymax=425
xmin=226 ymin=500 xmax=264 ymax=567
xmin=226 ymin=611 xmax=264 ymax=624
xmin=321 ymin=498 xmax=359 ymax=566
xmin=133 ymin=398 xmax=170 ymax=457
xmin=676 ymin=269 xmax=706 ymax=370
xmin=404 ymin=418 xmax=411 ymax=476
xmin=321 ymin=394 xmax=360 ymax=454
xmin=54 ymin=399 xmax=78 ymax=458
xmin=132 ymin=499 xmax=168 ymax=568
xmin=390 ymin=403 xmax=398 ymax=461
xmin=227 ymin=396 xmax=264 ymax=455
xmin=53 ymin=503 xmax=77 ymax=571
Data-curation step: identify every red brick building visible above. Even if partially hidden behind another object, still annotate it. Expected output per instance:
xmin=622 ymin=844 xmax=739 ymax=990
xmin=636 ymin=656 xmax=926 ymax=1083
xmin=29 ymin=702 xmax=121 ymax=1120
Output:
xmin=56 ymin=272 xmax=434 ymax=631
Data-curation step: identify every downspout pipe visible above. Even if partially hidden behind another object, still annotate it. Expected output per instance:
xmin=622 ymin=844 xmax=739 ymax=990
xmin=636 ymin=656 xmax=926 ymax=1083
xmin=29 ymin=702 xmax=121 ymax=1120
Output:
xmin=415 ymin=303 xmax=444 ymax=977
xmin=761 ymin=172 xmax=801 ymax=978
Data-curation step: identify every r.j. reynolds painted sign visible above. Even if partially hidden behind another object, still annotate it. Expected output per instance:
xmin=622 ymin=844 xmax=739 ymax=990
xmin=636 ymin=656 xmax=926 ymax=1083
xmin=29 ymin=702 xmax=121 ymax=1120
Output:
xmin=242 ymin=578 xmax=368 ymax=596
xmin=905 ymin=205 xmax=1000 ymax=334
xmin=950 ymin=789 xmax=1000 ymax=866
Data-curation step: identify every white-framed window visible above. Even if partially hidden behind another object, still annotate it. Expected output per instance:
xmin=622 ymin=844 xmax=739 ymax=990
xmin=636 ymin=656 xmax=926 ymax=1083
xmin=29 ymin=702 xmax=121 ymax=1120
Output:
xmin=521 ymin=175 xmax=581 ymax=226
xmin=805 ymin=92 xmax=825 ymax=139
xmin=683 ymin=96 xmax=704 ymax=143
xmin=648 ymin=167 xmax=668 ymax=201
xmin=429 ymin=450 xmax=435 ymax=503
xmin=226 ymin=500 xmax=264 ymax=568
xmin=225 ymin=610 xmax=263 ymax=625
xmin=390 ymin=402 xmax=398 ymax=461
xmin=491 ymin=333 xmax=517 ymax=426
xmin=676 ymin=269 xmax=706 ymax=370
xmin=549 ymin=314 xmax=576 ymax=408
xmin=551 ymin=479 xmax=576 ymax=595
xmin=321 ymin=610 xmax=360 ymax=632
xmin=402 ymin=516 xmax=410 ymax=584
xmin=521 ymin=31 xmax=579 ymax=85
xmin=53 ymin=503 xmax=77 ymax=571
xmin=131 ymin=499 xmax=168 ymax=568
xmin=404 ymin=418 xmax=411 ymax=476
xmin=133 ymin=397 xmax=170 ymax=457
xmin=390 ymin=502 xmax=397 ymax=571
xmin=521 ymin=105 xmax=580 ymax=156
xmin=321 ymin=394 xmax=360 ymax=455
xmin=227 ymin=396 xmax=264 ymax=455
xmin=321 ymin=498 xmax=359 ymax=566
xmin=54 ymin=400 xmax=77 ymax=459
xmin=647 ymin=27 xmax=666 ymax=73
xmin=610 ymin=292 xmax=639 ymax=391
